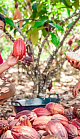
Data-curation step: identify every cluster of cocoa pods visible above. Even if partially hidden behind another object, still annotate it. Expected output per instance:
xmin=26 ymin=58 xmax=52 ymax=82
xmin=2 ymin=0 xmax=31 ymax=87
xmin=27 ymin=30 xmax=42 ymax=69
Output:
xmin=0 ymin=102 xmax=80 ymax=139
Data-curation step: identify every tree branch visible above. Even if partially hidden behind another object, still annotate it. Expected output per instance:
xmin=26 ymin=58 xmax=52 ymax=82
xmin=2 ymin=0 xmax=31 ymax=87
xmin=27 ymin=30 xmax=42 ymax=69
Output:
xmin=37 ymin=33 xmax=49 ymax=66
xmin=43 ymin=14 xmax=80 ymax=74
xmin=4 ymin=29 xmax=15 ymax=42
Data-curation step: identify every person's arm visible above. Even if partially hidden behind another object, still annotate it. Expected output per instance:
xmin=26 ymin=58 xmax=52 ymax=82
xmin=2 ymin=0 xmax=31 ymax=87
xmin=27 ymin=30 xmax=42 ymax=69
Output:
xmin=0 ymin=61 xmax=10 ymax=75
xmin=0 ymin=52 xmax=25 ymax=75
xmin=72 ymin=81 xmax=80 ymax=97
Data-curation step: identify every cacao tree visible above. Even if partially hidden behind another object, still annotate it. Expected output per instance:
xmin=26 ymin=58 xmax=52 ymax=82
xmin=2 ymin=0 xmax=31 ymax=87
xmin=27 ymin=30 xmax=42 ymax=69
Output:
xmin=0 ymin=0 xmax=80 ymax=97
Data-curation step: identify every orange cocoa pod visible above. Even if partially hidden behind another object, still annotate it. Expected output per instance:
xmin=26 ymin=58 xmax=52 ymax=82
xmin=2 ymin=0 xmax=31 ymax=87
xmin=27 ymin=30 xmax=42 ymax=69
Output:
xmin=33 ymin=116 xmax=52 ymax=130
xmin=11 ymin=126 xmax=40 ymax=139
xmin=9 ymin=115 xmax=32 ymax=130
xmin=32 ymin=107 xmax=51 ymax=117
xmin=51 ymin=114 xmax=68 ymax=126
xmin=45 ymin=102 xmax=64 ymax=115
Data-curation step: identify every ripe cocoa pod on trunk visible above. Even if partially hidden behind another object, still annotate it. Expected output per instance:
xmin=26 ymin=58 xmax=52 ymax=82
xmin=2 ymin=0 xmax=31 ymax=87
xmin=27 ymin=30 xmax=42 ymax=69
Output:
xmin=46 ymin=120 xmax=68 ymax=139
xmin=33 ymin=116 xmax=52 ymax=130
xmin=51 ymin=114 xmax=68 ymax=126
xmin=32 ymin=107 xmax=51 ymax=117
xmin=13 ymin=38 xmax=26 ymax=59
xmin=45 ymin=102 xmax=64 ymax=115
xmin=41 ymin=135 xmax=62 ymax=139
xmin=11 ymin=126 xmax=40 ymax=139
xmin=64 ymin=123 xmax=78 ymax=138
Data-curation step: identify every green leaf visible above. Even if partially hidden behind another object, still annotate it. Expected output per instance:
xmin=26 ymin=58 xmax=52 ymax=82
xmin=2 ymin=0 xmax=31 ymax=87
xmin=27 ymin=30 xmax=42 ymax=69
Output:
xmin=31 ymin=28 xmax=39 ymax=45
xmin=50 ymin=32 xmax=60 ymax=49
xmin=61 ymin=0 xmax=72 ymax=8
xmin=66 ymin=8 xmax=70 ymax=17
xmin=37 ymin=3 xmax=43 ymax=12
xmin=33 ymin=19 xmax=47 ymax=28
xmin=4 ymin=17 xmax=14 ymax=27
xmin=73 ymin=0 xmax=79 ymax=9
xmin=67 ymin=21 xmax=74 ymax=28
xmin=56 ymin=24 xmax=64 ymax=31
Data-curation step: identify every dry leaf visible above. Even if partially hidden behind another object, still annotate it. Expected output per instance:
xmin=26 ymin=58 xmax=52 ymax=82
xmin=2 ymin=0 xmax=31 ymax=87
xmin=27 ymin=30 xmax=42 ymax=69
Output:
xmin=13 ymin=8 xmax=23 ymax=28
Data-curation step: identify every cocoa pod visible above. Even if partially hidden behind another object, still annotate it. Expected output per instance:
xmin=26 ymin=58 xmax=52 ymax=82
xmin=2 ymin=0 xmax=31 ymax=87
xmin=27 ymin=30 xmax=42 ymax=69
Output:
xmin=15 ymin=110 xmax=37 ymax=122
xmin=23 ymin=56 xmax=33 ymax=66
xmin=33 ymin=116 xmax=52 ymax=130
xmin=64 ymin=107 xmax=75 ymax=121
xmin=70 ymin=118 xmax=80 ymax=136
xmin=64 ymin=123 xmax=78 ymax=138
xmin=0 ymin=120 xmax=9 ymax=135
xmin=73 ymin=137 xmax=80 ymax=139
xmin=11 ymin=126 xmax=40 ymax=139
xmin=9 ymin=115 xmax=32 ymax=130
xmin=13 ymin=38 xmax=26 ymax=59
xmin=51 ymin=114 xmax=68 ymax=126
xmin=44 ymin=22 xmax=51 ymax=32
xmin=48 ymin=81 xmax=52 ymax=91
xmin=15 ymin=2 xmax=18 ymax=9
xmin=32 ymin=107 xmax=51 ymax=117
xmin=46 ymin=120 xmax=68 ymax=139
xmin=41 ymin=135 xmax=62 ymax=139
xmin=0 ymin=130 xmax=14 ymax=139
xmin=66 ymin=36 xmax=73 ymax=46
xmin=73 ymin=103 xmax=80 ymax=118
xmin=45 ymin=102 xmax=64 ymax=115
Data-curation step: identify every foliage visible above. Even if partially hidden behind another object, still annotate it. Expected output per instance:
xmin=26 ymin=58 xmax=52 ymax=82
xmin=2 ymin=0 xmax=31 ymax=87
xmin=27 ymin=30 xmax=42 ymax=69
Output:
xmin=0 ymin=0 xmax=80 ymax=97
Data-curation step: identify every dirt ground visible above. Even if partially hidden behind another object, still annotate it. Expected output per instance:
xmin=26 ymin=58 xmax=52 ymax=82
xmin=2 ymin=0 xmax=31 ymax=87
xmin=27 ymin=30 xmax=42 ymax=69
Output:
xmin=0 ymin=60 xmax=80 ymax=119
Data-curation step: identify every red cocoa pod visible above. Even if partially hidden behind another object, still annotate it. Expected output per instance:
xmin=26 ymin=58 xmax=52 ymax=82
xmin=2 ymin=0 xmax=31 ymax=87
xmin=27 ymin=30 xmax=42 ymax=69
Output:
xmin=70 ymin=118 xmax=80 ymax=136
xmin=13 ymin=38 xmax=26 ymax=59
xmin=32 ymin=107 xmax=51 ymax=117
xmin=15 ymin=2 xmax=18 ymax=9
xmin=0 ymin=130 xmax=14 ymax=139
xmin=48 ymin=81 xmax=52 ymax=91
xmin=15 ymin=110 xmax=37 ymax=122
xmin=64 ymin=123 xmax=78 ymax=138
xmin=0 ymin=120 xmax=9 ymax=135
xmin=33 ymin=116 xmax=52 ymax=130
xmin=45 ymin=102 xmax=64 ymax=115
xmin=46 ymin=120 xmax=68 ymax=139
xmin=14 ymin=110 xmax=31 ymax=119
xmin=11 ymin=126 xmax=40 ymax=139
xmin=64 ymin=107 xmax=75 ymax=121
xmin=44 ymin=22 xmax=51 ymax=32
xmin=51 ymin=114 xmax=68 ymax=126
xmin=66 ymin=36 xmax=73 ymax=46
xmin=9 ymin=115 xmax=32 ymax=130
xmin=41 ymin=135 xmax=62 ymax=139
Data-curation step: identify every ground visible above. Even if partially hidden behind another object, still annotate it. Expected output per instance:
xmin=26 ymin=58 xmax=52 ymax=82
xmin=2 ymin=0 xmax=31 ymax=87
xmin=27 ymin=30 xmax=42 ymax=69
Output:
xmin=0 ymin=60 xmax=80 ymax=119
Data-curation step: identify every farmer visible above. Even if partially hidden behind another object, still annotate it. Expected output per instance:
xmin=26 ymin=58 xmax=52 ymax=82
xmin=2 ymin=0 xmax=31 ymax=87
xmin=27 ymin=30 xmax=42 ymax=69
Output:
xmin=67 ymin=59 xmax=80 ymax=98
xmin=0 ymin=13 xmax=25 ymax=104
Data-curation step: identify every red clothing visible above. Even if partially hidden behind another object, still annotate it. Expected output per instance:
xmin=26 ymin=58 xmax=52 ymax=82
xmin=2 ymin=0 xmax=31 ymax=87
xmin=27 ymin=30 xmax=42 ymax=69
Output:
xmin=0 ymin=53 xmax=3 ymax=64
